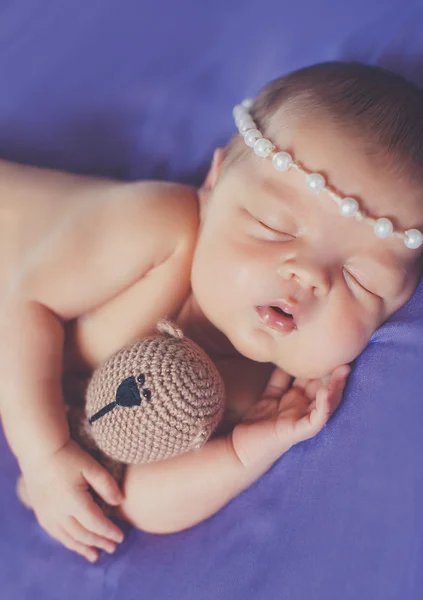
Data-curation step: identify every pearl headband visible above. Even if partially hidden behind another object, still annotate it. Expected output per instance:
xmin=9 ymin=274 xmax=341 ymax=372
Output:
xmin=233 ymin=99 xmax=423 ymax=250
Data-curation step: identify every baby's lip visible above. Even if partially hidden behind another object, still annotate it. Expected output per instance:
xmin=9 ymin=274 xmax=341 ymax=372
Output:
xmin=270 ymin=298 xmax=301 ymax=327
xmin=255 ymin=303 xmax=297 ymax=334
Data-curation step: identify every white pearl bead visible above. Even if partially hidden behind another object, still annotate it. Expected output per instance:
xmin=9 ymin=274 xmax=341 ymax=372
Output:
xmin=235 ymin=112 xmax=249 ymax=127
xmin=241 ymin=98 xmax=254 ymax=109
xmin=339 ymin=197 xmax=359 ymax=217
xmin=238 ymin=117 xmax=255 ymax=133
xmin=374 ymin=217 xmax=393 ymax=238
xmin=254 ymin=138 xmax=273 ymax=158
xmin=244 ymin=129 xmax=262 ymax=147
xmin=404 ymin=228 xmax=423 ymax=249
xmin=306 ymin=173 xmax=325 ymax=193
xmin=237 ymin=114 xmax=253 ymax=125
xmin=233 ymin=105 xmax=245 ymax=119
xmin=272 ymin=152 xmax=293 ymax=172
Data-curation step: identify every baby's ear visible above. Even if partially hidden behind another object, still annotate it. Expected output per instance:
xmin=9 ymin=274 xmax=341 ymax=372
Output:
xmin=203 ymin=148 xmax=226 ymax=192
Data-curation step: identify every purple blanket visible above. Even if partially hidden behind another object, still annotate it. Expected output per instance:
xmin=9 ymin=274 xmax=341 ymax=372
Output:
xmin=1 ymin=1 xmax=423 ymax=598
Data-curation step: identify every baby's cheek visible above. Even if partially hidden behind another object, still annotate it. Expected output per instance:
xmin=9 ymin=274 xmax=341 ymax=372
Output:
xmin=190 ymin=235 xmax=236 ymax=311
xmin=283 ymin=308 xmax=372 ymax=379
xmin=194 ymin=231 xmax=264 ymax=295
xmin=321 ymin=309 xmax=373 ymax=367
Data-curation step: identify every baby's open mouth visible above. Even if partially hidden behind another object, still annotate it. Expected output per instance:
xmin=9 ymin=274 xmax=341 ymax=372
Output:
xmin=256 ymin=305 xmax=297 ymax=333
xmin=271 ymin=305 xmax=293 ymax=318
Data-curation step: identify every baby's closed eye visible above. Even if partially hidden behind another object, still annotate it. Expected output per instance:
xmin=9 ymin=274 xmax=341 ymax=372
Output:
xmin=243 ymin=208 xmax=295 ymax=241
xmin=343 ymin=267 xmax=383 ymax=299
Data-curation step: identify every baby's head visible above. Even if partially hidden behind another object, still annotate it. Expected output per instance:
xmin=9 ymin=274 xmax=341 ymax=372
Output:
xmin=192 ymin=61 xmax=423 ymax=379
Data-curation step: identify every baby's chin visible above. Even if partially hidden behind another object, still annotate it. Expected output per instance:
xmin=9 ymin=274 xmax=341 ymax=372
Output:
xmin=227 ymin=327 xmax=338 ymax=379
xmin=225 ymin=325 xmax=285 ymax=364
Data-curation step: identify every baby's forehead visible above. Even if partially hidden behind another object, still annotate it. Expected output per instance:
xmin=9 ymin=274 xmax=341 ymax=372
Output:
xmin=242 ymin=112 xmax=423 ymax=245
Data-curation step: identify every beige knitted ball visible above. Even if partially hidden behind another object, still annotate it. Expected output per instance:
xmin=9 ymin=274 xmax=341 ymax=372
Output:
xmin=85 ymin=320 xmax=226 ymax=465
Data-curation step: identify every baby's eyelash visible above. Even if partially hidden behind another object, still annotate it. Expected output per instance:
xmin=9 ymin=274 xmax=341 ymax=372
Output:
xmin=343 ymin=268 xmax=379 ymax=297
xmin=246 ymin=210 xmax=294 ymax=239
xmin=258 ymin=219 xmax=295 ymax=239
xmin=258 ymin=220 xmax=282 ymax=233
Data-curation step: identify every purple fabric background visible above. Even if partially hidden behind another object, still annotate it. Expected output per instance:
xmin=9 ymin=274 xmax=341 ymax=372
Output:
xmin=0 ymin=1 xmax=422 ymax=598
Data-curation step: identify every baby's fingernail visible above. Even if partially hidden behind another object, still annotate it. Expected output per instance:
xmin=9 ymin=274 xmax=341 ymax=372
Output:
xmin=105 ymin=544 xmax=116 ymax=554
xmin=113 ymin=532 xmax=124 ymax=544
xmin=88 ymin=553 xmax=98 ymax=563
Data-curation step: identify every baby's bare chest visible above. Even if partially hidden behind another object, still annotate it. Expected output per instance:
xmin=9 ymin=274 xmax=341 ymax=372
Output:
xmin=63 ymin=253 xmax=193 ymax=374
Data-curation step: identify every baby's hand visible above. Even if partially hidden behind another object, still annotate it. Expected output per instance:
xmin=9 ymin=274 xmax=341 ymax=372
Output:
xmin=21 ymin=440 xmax=124 ymax=563
xmin=231 ymin=365 xmax=351 ymax=469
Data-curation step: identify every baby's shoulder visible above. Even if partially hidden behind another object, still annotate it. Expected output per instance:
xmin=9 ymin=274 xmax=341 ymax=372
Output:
xmin=1 ymin=166 xmax=199 ymax=317
xmin=62 ymin=182 xmax=199 ymax=368
xmin=119 ymin=180 xmax=199 ymax=257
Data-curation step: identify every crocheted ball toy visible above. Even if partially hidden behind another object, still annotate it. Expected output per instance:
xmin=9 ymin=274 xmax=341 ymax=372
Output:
xmin=84 ymin=320 xmax=226 ymax=466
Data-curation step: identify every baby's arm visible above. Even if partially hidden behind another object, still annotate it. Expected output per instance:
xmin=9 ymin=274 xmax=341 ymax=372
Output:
xmin=0 ymin=299 xmax=126 ymax=562
xmin=0 ymin=168 xmax=198 ymax=560
xmin=118 ymin=365 xmax=350 ymax=533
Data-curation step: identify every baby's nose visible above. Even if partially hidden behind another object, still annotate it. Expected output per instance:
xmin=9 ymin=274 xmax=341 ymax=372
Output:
xmin=278 ymin=259 xmax=331 ymax=297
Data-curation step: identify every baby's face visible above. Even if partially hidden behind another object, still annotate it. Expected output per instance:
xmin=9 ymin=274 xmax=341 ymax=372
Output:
xmin=191 ymin=119 xmax=423 ymax=378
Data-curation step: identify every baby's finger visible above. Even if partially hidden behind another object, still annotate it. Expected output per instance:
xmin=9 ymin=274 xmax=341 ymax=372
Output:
xmin=284 ymin=398 xmax=328 ymax=446
xmin=58 ymin=526 xmax=99 ymax=563
xmin=318 ymin=364 xmax=350 ymax=388
xmin=330 ymin=365 xmax=351 ymax=387
xmin=326 ymin=366 xmax=351 ymax=410
xmin=308 ymin=374 xmax=347 ymax=430
xmin=304 ymin=379 xmax=321 ymax=400
xmin=313 ymin=387 xmax=332 ymax=424
xmin=288 ymin=369 xmax=350 ymax=445
xmin=302 ymin=388 xmax=331 ymax=434
xmin=82 ymin=462 xmax=123 ymax=506
xmin=76 ymin=497 xmax=124 ymax=544
xmin=65 ymin=517 xmax=117 ymax=554
xmin=262 ymin=368 xmax=292 ymax=400
xmin=292 ymin=378 xmax=320 ymax=400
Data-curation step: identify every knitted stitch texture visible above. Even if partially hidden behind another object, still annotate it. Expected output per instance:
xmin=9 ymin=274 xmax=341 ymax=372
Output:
xmin=85 ymin=321 xmax=226 ymax=464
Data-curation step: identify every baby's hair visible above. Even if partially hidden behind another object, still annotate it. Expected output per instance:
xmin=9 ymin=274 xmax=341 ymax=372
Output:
xmin=226 ymin=61 xmax=423 ymax=188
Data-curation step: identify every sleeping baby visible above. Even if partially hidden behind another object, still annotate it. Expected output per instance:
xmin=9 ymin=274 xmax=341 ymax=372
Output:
xmin=0 ymin=61 xmax=422 ymax=563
